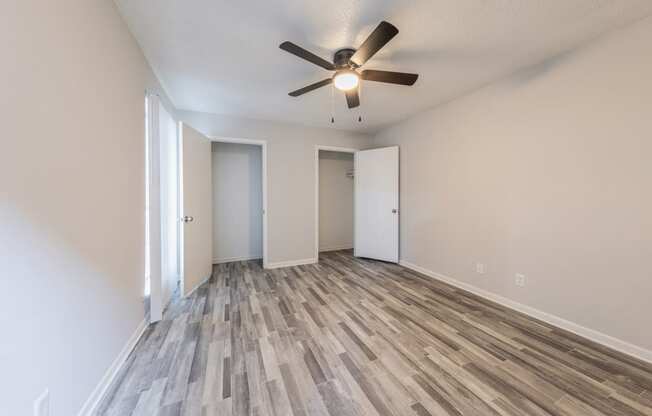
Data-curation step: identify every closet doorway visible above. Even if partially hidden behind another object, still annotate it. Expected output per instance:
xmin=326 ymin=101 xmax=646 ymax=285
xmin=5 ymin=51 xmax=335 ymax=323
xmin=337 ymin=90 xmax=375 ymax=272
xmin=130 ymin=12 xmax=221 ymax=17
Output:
xmin=314 ymin=146 xmax=357 ymax=259
xmin=211 ymin=138 xmax=268 ymax=267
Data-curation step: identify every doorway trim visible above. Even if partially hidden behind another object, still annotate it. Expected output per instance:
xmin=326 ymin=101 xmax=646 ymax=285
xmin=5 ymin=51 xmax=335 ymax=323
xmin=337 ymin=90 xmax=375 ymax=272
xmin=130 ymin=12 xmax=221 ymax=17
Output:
xmin=209 ymin=137 xmax=269 ymax=269
xmin=314 ymin=145 xmax=358 ymax=261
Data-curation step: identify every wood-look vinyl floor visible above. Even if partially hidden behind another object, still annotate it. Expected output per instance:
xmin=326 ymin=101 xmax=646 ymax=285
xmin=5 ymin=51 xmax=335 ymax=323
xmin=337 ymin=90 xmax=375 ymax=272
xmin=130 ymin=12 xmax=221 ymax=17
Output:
xmin=96 ymin=250 xmax=652 ymax=416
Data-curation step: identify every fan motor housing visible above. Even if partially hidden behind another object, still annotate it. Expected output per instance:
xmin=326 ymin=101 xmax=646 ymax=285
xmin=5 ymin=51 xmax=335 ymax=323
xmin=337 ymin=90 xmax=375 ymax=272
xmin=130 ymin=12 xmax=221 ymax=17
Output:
xmin=334 ymin=48 xmax=356 ymax=68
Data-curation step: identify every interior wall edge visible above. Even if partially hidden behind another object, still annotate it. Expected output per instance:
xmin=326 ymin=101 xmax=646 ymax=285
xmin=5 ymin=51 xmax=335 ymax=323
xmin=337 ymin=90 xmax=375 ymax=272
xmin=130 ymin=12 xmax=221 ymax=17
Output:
xmin=399 ymin=259 xmax=652 ymax=365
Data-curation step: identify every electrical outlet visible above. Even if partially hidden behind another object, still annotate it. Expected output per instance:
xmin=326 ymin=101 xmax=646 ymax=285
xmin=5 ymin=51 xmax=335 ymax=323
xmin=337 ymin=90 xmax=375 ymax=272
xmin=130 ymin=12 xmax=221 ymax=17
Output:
xmin=34 ymin=389 xmax=49 ymax=416
xmin=515 ymin=273 xmax=526 ymax=287
xmin=475 ymin=263 xmax=486 ymax=274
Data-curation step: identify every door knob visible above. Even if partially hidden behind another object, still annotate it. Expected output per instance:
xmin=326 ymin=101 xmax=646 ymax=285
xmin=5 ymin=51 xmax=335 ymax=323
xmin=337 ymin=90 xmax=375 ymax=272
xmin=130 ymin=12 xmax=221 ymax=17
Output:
xmin=392 ymin=209 xmax=398 ymax=214
xmin=182 ymin=216 xmax=194 ymax=223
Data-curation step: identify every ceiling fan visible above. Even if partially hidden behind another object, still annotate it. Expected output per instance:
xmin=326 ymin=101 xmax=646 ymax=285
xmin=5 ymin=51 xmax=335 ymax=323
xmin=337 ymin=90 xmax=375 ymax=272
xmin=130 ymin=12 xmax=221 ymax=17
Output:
xmin=279 ymin=21 xmax=418 ymax=109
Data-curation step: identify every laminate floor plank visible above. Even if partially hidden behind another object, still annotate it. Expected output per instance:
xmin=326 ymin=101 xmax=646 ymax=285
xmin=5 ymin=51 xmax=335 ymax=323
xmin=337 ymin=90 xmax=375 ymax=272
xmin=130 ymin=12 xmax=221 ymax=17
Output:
xmin=96 ymin=251 xmax=652 ymax=415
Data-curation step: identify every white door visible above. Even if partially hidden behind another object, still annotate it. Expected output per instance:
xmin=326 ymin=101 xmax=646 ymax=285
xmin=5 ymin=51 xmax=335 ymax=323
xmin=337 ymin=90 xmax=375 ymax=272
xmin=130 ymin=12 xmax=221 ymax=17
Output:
xmin=354 ymin=146 xmax=399 ymax=262
xmin=181 ymin=123 xmax=213 ymax=296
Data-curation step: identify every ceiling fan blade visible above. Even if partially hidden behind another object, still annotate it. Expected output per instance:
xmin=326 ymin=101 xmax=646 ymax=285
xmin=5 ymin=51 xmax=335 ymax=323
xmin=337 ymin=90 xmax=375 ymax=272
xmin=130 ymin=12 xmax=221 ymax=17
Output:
xmin=345 ymin=88 xmax=360 ymax=108
xmin=279 ymin=41 xmax=335 ymax=71
xmin=350 ymin=21 xmax=399 ymax=66
xmin=361 ymin=69 xmax=418 ymax=85
xmin=288 ymin=78 xmax=333 ymax=97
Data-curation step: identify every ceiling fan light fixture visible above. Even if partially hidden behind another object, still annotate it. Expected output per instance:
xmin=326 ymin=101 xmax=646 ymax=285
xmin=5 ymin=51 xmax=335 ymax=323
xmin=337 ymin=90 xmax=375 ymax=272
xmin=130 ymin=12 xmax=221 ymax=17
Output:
xmin=281 ymin=21 xmax=418 ymax=109
xmin=333 ymin=70 xmax=359 ymax=91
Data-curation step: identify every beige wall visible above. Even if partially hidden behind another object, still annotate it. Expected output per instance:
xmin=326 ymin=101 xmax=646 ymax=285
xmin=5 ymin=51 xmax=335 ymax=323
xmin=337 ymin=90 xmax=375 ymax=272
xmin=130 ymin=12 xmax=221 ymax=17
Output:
xmin=374 ymin=16 xmax=652 ymax=354
xmin=180 ymin=111 xmax=373 ymax=266
xmin=0 ymin=1 xmax=175 ymax=414
xmin=319 ymin=151 xmax=354 ymax=251
xmin=212 ymin=142 xmax=263 ymax=262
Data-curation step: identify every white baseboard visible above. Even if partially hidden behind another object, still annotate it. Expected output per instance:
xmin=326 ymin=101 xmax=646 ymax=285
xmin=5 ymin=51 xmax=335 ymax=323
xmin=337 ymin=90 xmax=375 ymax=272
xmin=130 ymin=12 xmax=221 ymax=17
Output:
xmin=213 ymin=255 xmax=262 ymax=264
xmin=77 ymin=318 xmax=149 ymax=416
xmin=265 ymin=257 xmax=317 ymax=269
xmin=319 ymin=244 xmax=354 ymax=253
xmin=399 ymin=260 xmax=652 ymax=365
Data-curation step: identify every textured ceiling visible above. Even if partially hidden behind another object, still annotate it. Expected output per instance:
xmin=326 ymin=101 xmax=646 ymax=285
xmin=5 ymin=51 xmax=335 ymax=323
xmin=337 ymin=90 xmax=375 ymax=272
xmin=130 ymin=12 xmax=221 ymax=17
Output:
xmin=116 ymin=0 xmax=652 ymax=133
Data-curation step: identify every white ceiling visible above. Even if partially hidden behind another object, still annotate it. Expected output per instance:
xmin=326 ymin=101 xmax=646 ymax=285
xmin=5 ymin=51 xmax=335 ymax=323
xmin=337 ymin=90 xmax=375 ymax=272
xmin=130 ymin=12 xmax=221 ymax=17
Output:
xmin=116 ymin=0 xmax=652 ymax=133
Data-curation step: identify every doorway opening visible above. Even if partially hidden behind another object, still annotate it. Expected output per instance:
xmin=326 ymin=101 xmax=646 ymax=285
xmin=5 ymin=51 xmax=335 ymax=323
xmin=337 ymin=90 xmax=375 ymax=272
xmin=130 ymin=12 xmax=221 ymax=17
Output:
xmin=315 ymin=146 xmax=357 ymax=260
xmin=211 ymin=138 xmax=267 ymax=267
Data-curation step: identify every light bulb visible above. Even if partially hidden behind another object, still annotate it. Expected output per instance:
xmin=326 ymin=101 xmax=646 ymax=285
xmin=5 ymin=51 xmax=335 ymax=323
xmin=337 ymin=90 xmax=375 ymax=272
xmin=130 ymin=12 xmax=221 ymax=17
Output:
xmin=333 ymin=71 xmax=359 ymax=91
